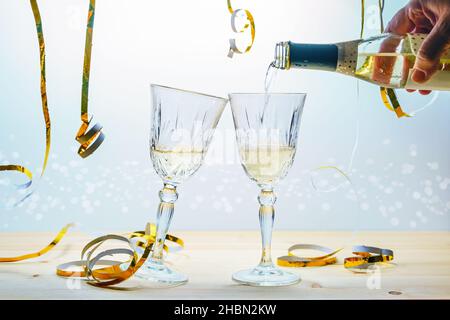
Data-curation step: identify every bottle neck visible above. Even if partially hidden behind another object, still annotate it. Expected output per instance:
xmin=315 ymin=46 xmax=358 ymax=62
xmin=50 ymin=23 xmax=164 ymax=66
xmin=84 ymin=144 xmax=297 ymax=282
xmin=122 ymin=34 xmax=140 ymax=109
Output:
xmin=274 ymin=42 xmax=338 ymax=72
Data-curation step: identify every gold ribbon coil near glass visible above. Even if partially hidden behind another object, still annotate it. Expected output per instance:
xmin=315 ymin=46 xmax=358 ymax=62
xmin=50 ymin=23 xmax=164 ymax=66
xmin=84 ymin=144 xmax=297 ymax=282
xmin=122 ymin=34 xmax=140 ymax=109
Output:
xmin=227 ymin=0 xmax=256 ymax=58
xmin=56 ymin=223 xmax=184 ymax=287
xmin=0 ymin=223 xmax=184 ymax=287
xmin=75 ymin=0 xmax=105 ymax=158
xmin=0 ymin=0 xmax=50 ymax=206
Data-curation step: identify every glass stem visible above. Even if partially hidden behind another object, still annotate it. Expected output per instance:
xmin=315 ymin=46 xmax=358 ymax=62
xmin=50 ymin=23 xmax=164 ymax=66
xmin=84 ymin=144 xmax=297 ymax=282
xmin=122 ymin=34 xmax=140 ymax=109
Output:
xmin=258 ymin=187 xmax=276 ymax=267
xmin=151 ymin=183 xmax=178 ymax=261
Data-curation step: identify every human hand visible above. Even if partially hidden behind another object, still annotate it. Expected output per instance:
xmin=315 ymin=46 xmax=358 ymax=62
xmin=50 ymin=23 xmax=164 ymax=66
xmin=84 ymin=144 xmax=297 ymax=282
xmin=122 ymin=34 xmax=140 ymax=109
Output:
xmin=386 ymin=0 xmax=450 ymax=94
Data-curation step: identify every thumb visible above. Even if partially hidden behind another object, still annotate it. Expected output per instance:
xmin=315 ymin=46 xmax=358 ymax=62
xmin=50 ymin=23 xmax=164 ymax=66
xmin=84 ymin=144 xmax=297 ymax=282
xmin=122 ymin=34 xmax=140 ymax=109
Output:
xmin=413 ymin=17 xmax=450 ymax=83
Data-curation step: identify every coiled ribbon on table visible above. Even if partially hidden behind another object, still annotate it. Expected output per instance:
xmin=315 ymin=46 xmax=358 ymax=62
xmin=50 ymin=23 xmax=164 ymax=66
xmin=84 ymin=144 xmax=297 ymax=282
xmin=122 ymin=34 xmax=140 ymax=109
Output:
xmin=56 ymin=223 xmax=184 ymax=287
xmin=0 ymin=0 xmax=50 ymax=207
xmin=277 ymin=244 xmax=394 ymax=271
xmin=277 ymin=244 xmax=342 ymax=267
xmin=361 ymin=0 xmax=410 ymax=118
xmin=344 ymin=245 xmax=394 ymax=271
xmin=227 ymin=0 xmax=255 ymax=58
xmin=0 ymin=223 xmax=184 ymax=287
xmin=75 ymin=0 xmax=105 ymax=158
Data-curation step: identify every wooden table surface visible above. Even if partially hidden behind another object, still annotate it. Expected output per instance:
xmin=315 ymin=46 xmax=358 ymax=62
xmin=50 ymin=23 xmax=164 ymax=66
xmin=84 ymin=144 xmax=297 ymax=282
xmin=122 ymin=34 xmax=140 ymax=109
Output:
xmin=0 ymin=231 xmax=449 ymax=300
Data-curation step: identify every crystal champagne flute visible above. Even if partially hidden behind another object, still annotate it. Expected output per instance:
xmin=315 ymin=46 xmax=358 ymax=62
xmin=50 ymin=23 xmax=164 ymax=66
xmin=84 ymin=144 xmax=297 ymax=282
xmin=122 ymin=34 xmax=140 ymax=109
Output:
xmin=229 ymin=92 xmax=306 ymax=286
xmin=136 ymin=84 xmax=227 ymax=286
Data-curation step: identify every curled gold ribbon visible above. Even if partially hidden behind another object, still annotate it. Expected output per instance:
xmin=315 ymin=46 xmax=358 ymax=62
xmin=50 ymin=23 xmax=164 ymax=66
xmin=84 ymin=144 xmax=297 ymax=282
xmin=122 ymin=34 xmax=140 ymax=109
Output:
xmin=0 ymin=224 xmax=73 ymax=262
xmin=56 ymin=223 xmax=184 ymax=287
xmin=361 ymin=0 xmax=409 ymax=118
xmin=0 ymin=0 xmax=51 ymax=206
xmin=344 ymin=245 xmax=394 ymax=271
xmin=0 ymin=222 xmax=184 ymax=288
xmin=75 ymin=0 xmax=105 ymax=158
xmin=277 ymin=244 xmax=394 ymax=271
xmin=227 ymin=0 xmax=256 ymax=58
xmin=277 ymin=244 xmax=342 ymax=267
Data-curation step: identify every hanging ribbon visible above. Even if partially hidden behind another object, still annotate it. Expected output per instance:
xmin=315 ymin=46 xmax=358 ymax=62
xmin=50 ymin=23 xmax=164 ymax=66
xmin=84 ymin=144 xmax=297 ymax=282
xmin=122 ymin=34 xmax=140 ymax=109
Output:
xmin=227 ymin=0 xmax=256 ymax=58
xmin=0 ymin=0 xmax=51 ymax=207
xmin=380 ymin=87 xmax=410 ymax=118
xmin=75 ymin=0 xmax=105 ymax=158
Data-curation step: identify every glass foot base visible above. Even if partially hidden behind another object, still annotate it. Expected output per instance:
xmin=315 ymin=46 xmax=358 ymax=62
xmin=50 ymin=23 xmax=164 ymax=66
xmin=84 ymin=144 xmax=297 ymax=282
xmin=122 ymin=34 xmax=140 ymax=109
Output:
xmin=232 ymin=265 xmax=300 ymax=287
xmin=135 ymin=259 xmax=188 ymax=287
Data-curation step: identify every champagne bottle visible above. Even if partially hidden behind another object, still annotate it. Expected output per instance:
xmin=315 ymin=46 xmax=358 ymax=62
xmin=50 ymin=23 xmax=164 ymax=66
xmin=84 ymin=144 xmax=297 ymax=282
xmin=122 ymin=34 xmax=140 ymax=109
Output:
xmin=273 ymin=33 xmax=450 ymax=91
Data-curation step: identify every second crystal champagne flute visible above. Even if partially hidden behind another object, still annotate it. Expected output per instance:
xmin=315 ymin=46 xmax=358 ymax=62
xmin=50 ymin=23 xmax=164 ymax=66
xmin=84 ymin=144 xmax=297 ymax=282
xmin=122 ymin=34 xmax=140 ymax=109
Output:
xmin=135 ymin=84 xmax=227 ymax=286
xmin=229 ymin=92 xmax=306 ymax=286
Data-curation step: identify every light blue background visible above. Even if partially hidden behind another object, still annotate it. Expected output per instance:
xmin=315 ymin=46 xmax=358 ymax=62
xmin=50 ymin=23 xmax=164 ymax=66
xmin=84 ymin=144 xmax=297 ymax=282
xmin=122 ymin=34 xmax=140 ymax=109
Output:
xmin=0 ymin=0 xmax=449 ymax=232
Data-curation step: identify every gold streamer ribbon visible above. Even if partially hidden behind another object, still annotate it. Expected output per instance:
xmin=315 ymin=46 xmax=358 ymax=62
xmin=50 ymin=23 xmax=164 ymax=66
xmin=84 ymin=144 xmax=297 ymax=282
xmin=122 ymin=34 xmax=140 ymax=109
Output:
xmin=75 ymin=0 xmax=105 ymax=158
xmin=0 ymin=222 xmax=183 ymax=288
xmin=380 ymin=87 xmax=410 ymax=118
xmin=344 ymin=245 xmax=394 ymax=271
xmin=277 ymin=244 xmax=394 ymax=270
xmin=361 ymin=0 xmax=409 ymax=118
xmin=277 ymin=244 xmax=342 ymax=267
xmin=227 ymin=0 xmax=256 ymax=58
xmin=0 ymin=0 xmax=51 ymax=206
xmin=0 ymin=224 xmax=73 ymax=263
xmin=56 ymin=223 xmax=184 ymax=287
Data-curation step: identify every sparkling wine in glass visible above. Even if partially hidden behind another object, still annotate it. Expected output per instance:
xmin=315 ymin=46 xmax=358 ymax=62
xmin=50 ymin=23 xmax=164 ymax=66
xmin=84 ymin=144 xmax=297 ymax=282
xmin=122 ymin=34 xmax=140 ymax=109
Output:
xmin=229 ymin=92 xmax=306 ymax=286
xmin=136 ymin=84 xmax=227 ymax=286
